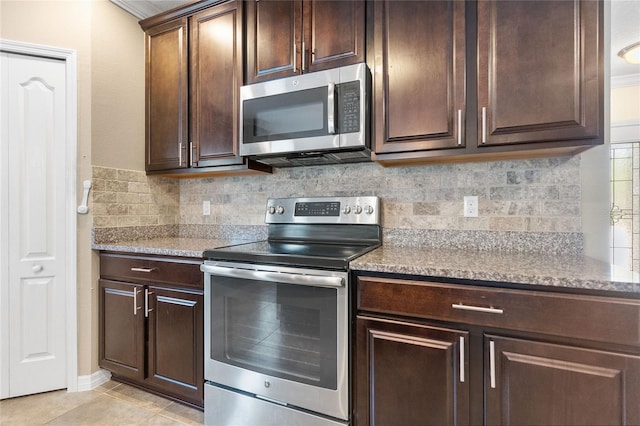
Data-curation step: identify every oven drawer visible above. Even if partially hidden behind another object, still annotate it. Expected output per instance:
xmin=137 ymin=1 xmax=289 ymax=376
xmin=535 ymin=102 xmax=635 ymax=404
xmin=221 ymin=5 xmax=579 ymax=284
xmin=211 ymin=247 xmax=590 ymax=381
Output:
xmin=357 ymin=276 xmax=640 ymax=347
xmin=100 ymin=253 xmax=203 ymax=289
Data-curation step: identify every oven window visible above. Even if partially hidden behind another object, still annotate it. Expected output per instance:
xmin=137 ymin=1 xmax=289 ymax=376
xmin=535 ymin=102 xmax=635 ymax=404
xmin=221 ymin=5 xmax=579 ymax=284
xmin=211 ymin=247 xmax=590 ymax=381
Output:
xmin=210 ymin=277 xmax=338 ymax=390
xmin=242 ymin=87 xmax=329 ymax=143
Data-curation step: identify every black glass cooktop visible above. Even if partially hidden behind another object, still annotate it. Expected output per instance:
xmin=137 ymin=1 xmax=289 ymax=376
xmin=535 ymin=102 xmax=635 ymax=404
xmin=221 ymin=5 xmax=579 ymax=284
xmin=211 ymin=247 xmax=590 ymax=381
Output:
xmin=203 ymin=240 xmax=379 ymax=270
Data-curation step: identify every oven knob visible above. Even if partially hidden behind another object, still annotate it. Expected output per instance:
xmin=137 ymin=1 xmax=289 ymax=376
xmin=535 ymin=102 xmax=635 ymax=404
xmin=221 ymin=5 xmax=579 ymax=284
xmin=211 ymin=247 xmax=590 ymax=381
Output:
xmin=354 ymin=205 xmax=363 ymax=214
xmin=364 ymin=205 xmax=374 ymax=215
xmin=268 ymin=206 xmax=276 ymax=215
xmin=276 ymin=206 xmax=285 ymax=215
xmin=264 ymin=381 xmax=271 ymax=388
xmin=343 ymin=206 xmax=351 ymax=214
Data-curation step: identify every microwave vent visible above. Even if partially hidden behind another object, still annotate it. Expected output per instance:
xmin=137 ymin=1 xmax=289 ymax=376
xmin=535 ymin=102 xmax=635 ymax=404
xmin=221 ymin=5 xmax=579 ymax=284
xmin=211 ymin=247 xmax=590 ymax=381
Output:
xmin=252 ymin=149 xmax=371 ymax=168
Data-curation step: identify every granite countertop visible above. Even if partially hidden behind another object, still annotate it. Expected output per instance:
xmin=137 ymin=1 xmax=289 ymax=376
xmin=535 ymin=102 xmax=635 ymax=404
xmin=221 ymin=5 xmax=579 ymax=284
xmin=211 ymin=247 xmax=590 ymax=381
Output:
xmin=351 ymin=246 xmax=640 ymax=295
xmin=93 ymin=236 xmax=640 ymax=296
xmin=92 ymin=237 xmax=252 ymax=258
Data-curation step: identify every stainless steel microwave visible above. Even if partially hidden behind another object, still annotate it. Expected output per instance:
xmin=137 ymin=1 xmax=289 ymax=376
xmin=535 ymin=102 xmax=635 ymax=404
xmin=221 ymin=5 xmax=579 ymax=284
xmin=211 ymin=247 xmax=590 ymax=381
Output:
xmin=239 ymin=63 xmax=370 ymax=167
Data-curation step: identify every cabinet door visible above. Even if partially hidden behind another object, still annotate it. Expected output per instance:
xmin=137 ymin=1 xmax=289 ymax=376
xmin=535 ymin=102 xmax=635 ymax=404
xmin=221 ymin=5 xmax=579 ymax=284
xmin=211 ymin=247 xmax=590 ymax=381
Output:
xmin=98 ymin=279 xmax=145 ymax=381
xmin=485 ymin=335 xmax=640 ymax=425
xmin=373 ymin=0 xmax=466 ymax=155
xmin=477 ymin=0 xmax=602 ymax=147
xmin=191 ymin=1 xmax=245 ymax=168
xmin=305 ymin=0 xmax=364 ymax=73
xmin=245 ymin=0 xmax=302 ymax=84
xmin=146 ymin=286 xmax=204 ymax=407
xmin=355 ymin=316 xmax=469 ymax=426
xmin=145 ymin=18 xmax=188 ymax=171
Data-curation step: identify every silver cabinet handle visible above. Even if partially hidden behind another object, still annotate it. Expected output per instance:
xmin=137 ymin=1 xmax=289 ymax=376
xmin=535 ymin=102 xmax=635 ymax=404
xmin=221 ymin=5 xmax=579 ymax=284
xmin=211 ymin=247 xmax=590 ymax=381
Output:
xmin=452 ymin=303 xmax=503 ymax=314
xmin=457 ymin=109 xmax=463 ymax=145
xmin=293 ymin=42 xmax=297 ymax=72
xmin=133 ymin=288 xmax=142 ymax=316
xmin=489 ymin=340 xmax=496 ymax=388
xmin=190 ymin=142 xmax=195 ymax=167
xmin=178 ymin=142 xmax=183 ymax=165
xmin=301 ymin=41 xmax=306 ymax=72
xmin=145 ymin=288 xmax=153 ymax=318
xmin=201 ymin=264 xmax=344 ymax=288
xmin=327 ymin=83 xmax=335 ymax=134
xmin=459 ymin=336 xmax=465 ymax=383
xmin=131 ymin=267 xmax=156 ymax=273
xmin=481 ymin=107 xmax=487 ymax=144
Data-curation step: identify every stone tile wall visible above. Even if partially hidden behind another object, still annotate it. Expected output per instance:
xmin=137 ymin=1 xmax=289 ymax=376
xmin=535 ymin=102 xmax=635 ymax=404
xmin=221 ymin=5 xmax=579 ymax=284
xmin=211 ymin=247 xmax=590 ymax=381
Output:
xmin=92 ymin=156 xmax=584 ymax=252
xmin=179 ymin=156 xmax=582 ymax=233
xmin=92 ymin=166 xmax=179 ymax=228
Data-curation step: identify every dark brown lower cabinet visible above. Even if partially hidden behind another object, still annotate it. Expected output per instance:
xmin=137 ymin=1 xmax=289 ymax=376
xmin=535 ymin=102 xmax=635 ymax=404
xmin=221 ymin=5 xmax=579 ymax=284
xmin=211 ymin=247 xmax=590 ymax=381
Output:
xmin=355 ymin=275 xmax=640 ymax=426
xmin=486 ymin=335 xmax=640 ymax=426
xmin=356 ymin=316 xmax=469 ymax=426
xmin=99 ymin=280 xmax=145 ymax=381
xmin=99 ymin=253 xmax=204 ymax=408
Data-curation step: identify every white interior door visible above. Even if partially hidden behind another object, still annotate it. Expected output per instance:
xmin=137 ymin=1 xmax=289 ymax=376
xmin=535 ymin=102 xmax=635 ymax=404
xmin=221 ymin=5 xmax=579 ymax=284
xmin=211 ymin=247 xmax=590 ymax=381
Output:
xmin=1 ymin=51 xmax=68 ymax=398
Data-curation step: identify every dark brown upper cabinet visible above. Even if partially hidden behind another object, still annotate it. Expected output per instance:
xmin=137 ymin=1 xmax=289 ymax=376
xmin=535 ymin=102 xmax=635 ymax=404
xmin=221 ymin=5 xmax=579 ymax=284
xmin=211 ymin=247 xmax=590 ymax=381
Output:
xmin=372 ymin=0 xmax=603 ymax=166
xmin=145 ymin=18 xmax=188 ymax=172
xmin=477 ymin=0 xmax=602 ymax=148
xmin=142 ymin=0 xmax=271 ymax=176
xmin=372 ymin=0 xmax=466 ymax=156
xmin=245 ymin=0 xmax=365 ymax=84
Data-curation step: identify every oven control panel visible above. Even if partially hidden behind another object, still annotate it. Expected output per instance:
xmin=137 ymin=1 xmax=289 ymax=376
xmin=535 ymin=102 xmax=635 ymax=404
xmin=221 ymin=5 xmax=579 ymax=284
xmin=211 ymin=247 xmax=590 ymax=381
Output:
xmin=266 ymin=196 xmax=380 ymax=225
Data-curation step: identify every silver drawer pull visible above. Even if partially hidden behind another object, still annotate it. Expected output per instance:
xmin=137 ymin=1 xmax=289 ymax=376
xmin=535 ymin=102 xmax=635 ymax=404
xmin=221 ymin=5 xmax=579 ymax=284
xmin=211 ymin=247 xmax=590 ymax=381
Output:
xmin=489 ymin=340 xmax=496 ymax=388
xmin=133 ymin=288 xmax=142 ymax=315
xmin=481 ymin=107 xmax=487 ymax=144
xmin=457 ymin=109 xmax=462 ymax=145
xmin=459 ymin=336 xmax=465 ymax=383
xmin=145 ymin=289 xmax=154 ymax=318
xmin=452 ymin=303 xmax=504 ymax=315
xmin=131 ymin=267 xmax=156 ymax=273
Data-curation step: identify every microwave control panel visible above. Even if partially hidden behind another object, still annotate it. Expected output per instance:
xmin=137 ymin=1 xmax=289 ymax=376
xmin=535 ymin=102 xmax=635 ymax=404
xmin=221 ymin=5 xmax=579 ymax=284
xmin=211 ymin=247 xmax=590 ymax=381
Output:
xmin=337 ymin=81 xmax=360 ymax=134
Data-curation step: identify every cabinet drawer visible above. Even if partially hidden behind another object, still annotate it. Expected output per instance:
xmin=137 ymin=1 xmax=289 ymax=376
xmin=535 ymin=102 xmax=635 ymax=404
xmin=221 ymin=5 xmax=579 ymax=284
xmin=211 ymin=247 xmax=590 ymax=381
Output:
xmin=357 ymin=276 xmax=640 ymax=347
xmin=100 ymin=253 xmax=203 ymax=289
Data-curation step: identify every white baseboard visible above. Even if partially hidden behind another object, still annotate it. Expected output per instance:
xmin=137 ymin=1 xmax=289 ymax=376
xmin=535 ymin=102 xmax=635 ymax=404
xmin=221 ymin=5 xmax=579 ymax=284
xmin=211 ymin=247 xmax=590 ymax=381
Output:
xmin=76 ymin=369 xmax=112 ymax=392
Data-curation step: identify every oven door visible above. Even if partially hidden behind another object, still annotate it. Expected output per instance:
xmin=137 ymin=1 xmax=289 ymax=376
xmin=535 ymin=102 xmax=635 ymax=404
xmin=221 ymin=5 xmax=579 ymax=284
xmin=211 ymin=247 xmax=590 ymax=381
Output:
xmin=201 ymin=261 xmax=349 ymax=421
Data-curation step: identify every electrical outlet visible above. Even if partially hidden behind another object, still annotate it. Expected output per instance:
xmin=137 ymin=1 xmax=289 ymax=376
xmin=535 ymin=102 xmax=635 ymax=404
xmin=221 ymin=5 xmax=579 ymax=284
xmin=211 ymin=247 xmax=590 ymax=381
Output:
xmin=464 ymin=196 xmax=478 ymax=217
xmin=203 ymin=200 xmax=211 ymax=216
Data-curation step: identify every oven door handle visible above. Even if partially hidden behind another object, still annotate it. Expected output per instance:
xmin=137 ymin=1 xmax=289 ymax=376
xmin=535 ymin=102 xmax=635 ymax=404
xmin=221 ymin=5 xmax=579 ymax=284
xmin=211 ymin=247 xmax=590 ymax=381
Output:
xmin=201 ymin=264 xmax=344 ymax=288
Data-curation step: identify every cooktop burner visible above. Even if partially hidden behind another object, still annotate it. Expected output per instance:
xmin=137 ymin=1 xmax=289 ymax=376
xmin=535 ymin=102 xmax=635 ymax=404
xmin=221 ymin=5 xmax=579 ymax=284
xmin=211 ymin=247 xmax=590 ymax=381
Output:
xmin=204 ymin=239 xmax=379 ymax=270
xmin=204 ymin=196 xmax=381 ymax=270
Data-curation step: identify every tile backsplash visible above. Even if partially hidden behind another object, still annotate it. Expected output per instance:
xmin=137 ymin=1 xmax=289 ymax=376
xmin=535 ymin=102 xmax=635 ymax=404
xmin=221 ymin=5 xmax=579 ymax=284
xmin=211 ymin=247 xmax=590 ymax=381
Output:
xmin=92 ymin=156 xmax=583 ymax=252
xmin=178 ymin=156 xmax=582 ymax=232
xmin=92 ymin=166 xmax=179 ymax=228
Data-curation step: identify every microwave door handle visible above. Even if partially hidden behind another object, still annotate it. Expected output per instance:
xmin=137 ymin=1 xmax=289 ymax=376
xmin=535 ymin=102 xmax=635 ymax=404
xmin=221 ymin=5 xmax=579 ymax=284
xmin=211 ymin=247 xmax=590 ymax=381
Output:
xmin=201 ymin=264 xmax=344 ymax=288
xmin=327 ymin=82 xmax=336 ymax=134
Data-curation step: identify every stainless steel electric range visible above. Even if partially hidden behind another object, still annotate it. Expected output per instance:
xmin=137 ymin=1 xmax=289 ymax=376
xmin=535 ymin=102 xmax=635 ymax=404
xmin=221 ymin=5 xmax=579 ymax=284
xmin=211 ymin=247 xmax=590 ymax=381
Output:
xmin=201 ymin=196 xmax=381 ymax=426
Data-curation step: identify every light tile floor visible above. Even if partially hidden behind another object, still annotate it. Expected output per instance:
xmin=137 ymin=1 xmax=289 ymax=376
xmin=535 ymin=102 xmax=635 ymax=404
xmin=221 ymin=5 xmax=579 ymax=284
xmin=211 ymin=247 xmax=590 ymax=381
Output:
xmin=0 ymin=380 xmax=204 ymax=425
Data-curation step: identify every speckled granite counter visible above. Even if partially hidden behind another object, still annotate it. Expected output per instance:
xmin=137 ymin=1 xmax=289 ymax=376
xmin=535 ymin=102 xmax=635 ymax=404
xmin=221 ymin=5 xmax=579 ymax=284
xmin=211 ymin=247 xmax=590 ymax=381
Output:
xmin=351 ymin=246 xmax=640 ymax=295
xmin=92 ymin=237 xmax=252 ymax=258
xmin=94 ymin=238 xmax=640 ymax=295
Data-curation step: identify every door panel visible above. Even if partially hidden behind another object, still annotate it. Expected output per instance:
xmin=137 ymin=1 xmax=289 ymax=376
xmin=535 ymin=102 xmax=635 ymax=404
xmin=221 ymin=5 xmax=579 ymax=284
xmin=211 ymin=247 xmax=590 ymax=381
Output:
xmin=191 ymin=2 xmax=244 ymax=167
xmin=486 ymin=335 xmax=640 ymax=425
xmin=355 ymin=316 xmax=469 ymax=426
xmin=477 ymin=0 xmax=602 ymax=146
xmin=99 ymin=280 xmax=145 ymax=381
xmin=374 ymin=0 xmax=466 ymax=154
xmin=145 ymin=18 xmax=188 ymax=171
xmin=147 ymin=286 xmax=203 ymax=405
xmin=245 ymin=0 xmax=301 ymax=83
xmin=307 ymin=0 xmax=364 ymax=72
xmin=3 ymin=53 xmax=67 ymax=398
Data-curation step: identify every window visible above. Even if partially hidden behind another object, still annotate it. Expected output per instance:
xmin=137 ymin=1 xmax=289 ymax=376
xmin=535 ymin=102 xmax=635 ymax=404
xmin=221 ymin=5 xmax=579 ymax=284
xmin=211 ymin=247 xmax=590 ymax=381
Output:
xmin=610 ymin=142 xmax=639 ymax=272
